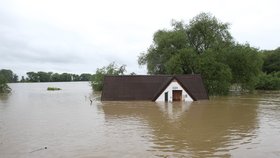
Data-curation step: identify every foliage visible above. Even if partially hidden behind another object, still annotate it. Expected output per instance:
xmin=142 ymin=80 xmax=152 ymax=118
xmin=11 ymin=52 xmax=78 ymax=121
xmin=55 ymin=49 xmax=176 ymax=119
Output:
xmin=0 ymin=75 xmax=11 ymax=93
xmin=138 ymin=12 xmax=264 ymax=95
xmin=166 ymin=48 xmax=198 ymax=74
xmin=256 ymin=73 xmax=280 ymax=90
xmin=47 ymin=87 xmax=61 ymax=91
xmin=262 ymin=48 xmax=280 ymax=73
xmin=80 ymin=73 xmax=93 ymax=81
xmin=225 ymin=44 xmax=263 ymax=91
xmin=186 ymin=12 xmax=233 ymax=54
xmin=37 ymin=71 xmax=52 ymax=82
xmin=138 ymin=23 xmax=188 ymax=74
xmin=196 ymin=52 xmax=232 ymax=95
xmin=0 ymin=69 xmax=18 ymax=83
xmin=26 ymin=72 xmax=39 ymax=82
xmin=59 ymin=73 xmax=72 ymax=82
xmin=91 ymin=62 xmax=126 ymax=91
xmin=25 ymin=71 xmax=93 ymax=82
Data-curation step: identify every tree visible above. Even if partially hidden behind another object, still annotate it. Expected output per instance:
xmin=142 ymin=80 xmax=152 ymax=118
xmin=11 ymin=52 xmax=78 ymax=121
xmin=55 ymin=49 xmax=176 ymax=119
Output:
xmin=26 ymin=72 xmax=39 ymax=82
xmin=138 ymin=13 xmax=233 ymax=74
xmin=37 ymin=71 xmax=52 ymax=82
xmin=262 ymin=48 xmax=280 ymax=73
xmin=20 ymin=76 xmax=26 ymax=82
xmin=138 ymin=13 xmax=234 ymax=95
xmin=186 ymin=12 xmax=233 ymax=54
xmin=166 ymin=48 xmax=198 ymax=74
xmin=225 ymin=44 xmax=263 ymax=91
xmin=256 ymin=73 xmax=280 ymax=90
xmin=12 ymin=74 xmax=18 ymax=83
xmin=71 ymin=74 xmax=80 ymax=81
xmin=60 ymin=73 xmax=72 ymax=82
xmin=0 ymin=69 xmax=14 ymax=83
xmin=80 ymin=73 xmax=92 ymax=81
xmin=51 ymin=73 xmax=61 ymax=82
xmin=196 ymin=52 xmax=232 ymax=95
xmin=0 ymin=74 xmax=11 ymax=93
xmin=91 ymin=62 xmax=126 ymax=91
xmin=138 ymin=23 xmax=188 ymax=74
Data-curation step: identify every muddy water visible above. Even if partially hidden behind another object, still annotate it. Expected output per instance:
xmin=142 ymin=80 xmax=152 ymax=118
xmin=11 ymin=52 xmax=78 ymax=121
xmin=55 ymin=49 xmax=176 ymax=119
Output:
xmin=0 ymin=82 xmax=280 ymax=158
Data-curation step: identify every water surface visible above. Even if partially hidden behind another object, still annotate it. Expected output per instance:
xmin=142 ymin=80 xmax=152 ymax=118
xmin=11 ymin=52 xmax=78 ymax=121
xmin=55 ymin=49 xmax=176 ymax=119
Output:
xmin=0 ymin=82 xmax=280 ymax=157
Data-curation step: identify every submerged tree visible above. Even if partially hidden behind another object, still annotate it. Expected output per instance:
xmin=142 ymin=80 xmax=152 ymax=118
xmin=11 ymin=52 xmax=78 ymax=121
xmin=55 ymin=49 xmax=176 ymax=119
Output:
xmin=225 ymin=44 xmax=263 ymax=91
xmin=91 ymin=62 xmax=126 ymax=91
xmin=0 ymin=69 xmax=18 ymax=83
xmin=138 ymin=12 xmax=263 ymax=95
xmin=0 ymin=75 xmax=11 ymax=93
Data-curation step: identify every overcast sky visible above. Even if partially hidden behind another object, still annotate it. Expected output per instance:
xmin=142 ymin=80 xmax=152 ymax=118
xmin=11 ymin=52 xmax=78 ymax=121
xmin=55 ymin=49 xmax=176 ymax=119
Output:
xmin=0 ymin=0 xmax=280 ymax=77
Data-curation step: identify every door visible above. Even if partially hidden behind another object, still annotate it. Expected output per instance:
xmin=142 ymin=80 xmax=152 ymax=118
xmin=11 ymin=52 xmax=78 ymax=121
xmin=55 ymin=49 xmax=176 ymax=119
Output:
xmin=172 ymin=90 xmax=182 ymax=101
xmin=164 ymin=92 xmax=168 ymax=102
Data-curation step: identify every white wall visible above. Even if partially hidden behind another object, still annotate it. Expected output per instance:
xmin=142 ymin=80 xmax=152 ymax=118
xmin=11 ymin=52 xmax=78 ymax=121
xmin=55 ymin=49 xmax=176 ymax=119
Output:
xmin=155 ymin=80 xmax=193 ymax=102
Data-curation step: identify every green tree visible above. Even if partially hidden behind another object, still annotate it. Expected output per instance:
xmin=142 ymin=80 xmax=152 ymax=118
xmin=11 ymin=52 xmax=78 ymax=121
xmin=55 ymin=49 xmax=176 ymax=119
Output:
xmin=166 ymin=48 xmax=198 ymax=74
xmin=138 ymin=22 xmax=188 ymax=74
xmin=262 ymin=48 xmax=280 ymax=73
xmin=225 ymin=44 xmax=263 ymax=91
xmin=0 ymin=69 xmax=14 ymax=83
xmin=51 ymin=73 xmax=61 ymax=82
xmin=60 ymin=73 xmax=72 ymax=82
xmin=0 ymin=74 xmax=11 ymax=93
xmin=26 ymin=72 xmax=39 ymax=82
xmin=20 ymin=76 xmax=26 ymax=82
xmin=71 ymin=74 xmax=80 ymax=81
xmin=80 ymin=73 xmax=92 ymax=81
xmin=196 ymin=52 xmax=232 ymax=95
xmin=256 ymin=73 xmax=280 ymax=90
xmin=91 ymin=62 xmax=126 ymax=91
xmin=12 ymin=74 xmax=18 ymax=83
xmin=138 ymin=13 xmax=234 ymax=95
xmin=186 ymin=12 xmax=233 ymax=54
xmin=37 ymin=71 xmax=52 ymax=82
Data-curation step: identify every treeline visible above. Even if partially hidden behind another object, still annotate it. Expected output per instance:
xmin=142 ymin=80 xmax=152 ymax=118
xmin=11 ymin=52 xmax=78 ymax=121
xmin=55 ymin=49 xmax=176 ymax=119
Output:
xmin=138 ymin=13 xmax=280 ymax=94
xmin=24 ymin=72 xmax=93 ymax=82
xmin=0 ymin=69 xmax=94 ymax=83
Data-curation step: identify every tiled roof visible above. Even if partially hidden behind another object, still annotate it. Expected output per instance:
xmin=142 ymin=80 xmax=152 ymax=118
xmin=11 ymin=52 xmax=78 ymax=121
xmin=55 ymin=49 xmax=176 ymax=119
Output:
xmin=101 ymin=74 xmax=208 ymax=101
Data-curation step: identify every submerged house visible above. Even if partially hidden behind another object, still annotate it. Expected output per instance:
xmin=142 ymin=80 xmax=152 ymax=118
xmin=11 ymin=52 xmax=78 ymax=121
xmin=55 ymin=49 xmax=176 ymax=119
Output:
xmin=101 ymin=74 xmax=208 ymax=102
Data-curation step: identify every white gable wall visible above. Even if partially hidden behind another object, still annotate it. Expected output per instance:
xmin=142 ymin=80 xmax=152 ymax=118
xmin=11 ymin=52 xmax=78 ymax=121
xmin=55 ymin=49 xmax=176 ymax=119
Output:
xmin=155 ymin=80 xmax=193 ymax=102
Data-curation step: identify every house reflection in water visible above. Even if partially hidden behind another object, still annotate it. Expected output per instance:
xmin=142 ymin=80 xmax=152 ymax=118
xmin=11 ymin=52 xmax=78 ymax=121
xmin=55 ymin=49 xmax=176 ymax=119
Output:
xmin=100 ymin=99 xmax=259 ymax=157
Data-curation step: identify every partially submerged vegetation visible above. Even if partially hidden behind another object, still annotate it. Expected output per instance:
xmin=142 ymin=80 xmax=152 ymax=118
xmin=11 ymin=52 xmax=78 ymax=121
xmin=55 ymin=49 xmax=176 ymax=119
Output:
xmin=91 ymin=62 xmax=126 ymax=91
xmin=1 ymin=13 xmax=279 ymax=95
xmin=137 ymin=12 xmax=280 ymax=95
xmin=0 ymin=75 xmax=11 ymax=93
xmin=256 ymin=72 xmax=280 ymax=90
xmin=47 ymin=87 xmax=61 ymax=91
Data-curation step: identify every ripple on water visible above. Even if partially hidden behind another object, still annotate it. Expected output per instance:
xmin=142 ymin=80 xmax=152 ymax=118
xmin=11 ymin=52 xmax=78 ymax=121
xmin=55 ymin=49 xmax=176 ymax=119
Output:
xmin=1 ymin=84 xmax=280 ymax=157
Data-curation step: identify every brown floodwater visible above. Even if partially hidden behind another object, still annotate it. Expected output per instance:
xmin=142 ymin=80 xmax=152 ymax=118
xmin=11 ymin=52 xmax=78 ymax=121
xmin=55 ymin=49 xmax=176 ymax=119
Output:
xmin=0 ymin=82 xmax=280 ymax=158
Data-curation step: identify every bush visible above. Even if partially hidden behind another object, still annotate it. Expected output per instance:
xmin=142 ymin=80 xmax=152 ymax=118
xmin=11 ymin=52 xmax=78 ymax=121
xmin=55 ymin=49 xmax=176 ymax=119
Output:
xmin=47 ymin=87 xmax=61 ymax=91
xmin=256 ymin=73 xmax=280 ymax=90
xmin=91 ymin=62 xmax=126 ymax=91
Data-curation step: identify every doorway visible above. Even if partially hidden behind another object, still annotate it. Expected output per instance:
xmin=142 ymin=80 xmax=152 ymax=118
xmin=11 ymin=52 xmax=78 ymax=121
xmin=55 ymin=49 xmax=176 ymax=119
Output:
xmin=164 ymin=92 xmax=168 ymax=102
xmin=172 ymin=90 xmax=182 ymax=101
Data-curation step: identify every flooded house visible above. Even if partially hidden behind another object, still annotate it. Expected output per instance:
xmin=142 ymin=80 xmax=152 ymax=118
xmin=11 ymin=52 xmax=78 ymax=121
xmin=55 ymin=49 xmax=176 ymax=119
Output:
xmin=101 ymin=74 xmax=208 ymax=102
